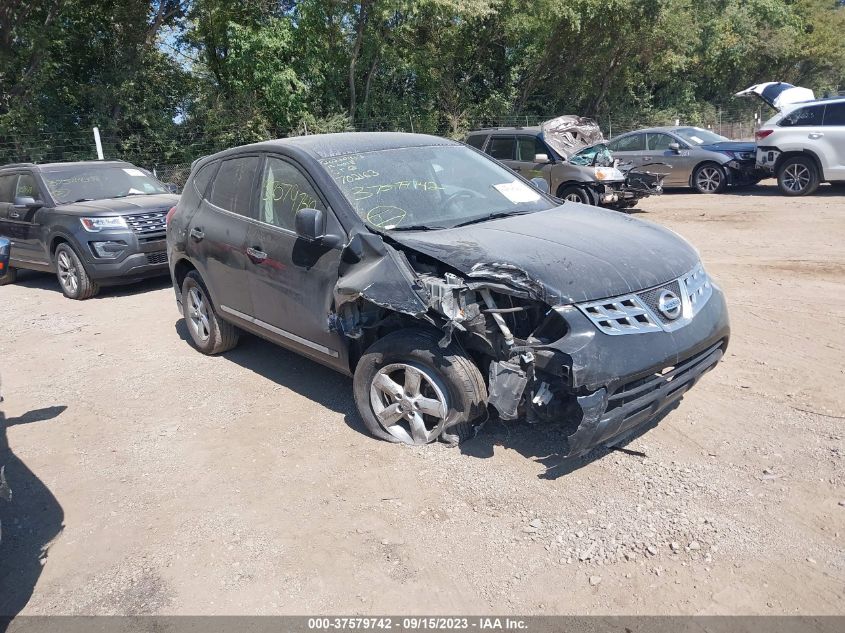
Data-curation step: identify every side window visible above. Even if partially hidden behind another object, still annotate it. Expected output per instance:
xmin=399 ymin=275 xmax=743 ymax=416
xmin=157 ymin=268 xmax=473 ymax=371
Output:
xmin=487 ymin=136 xmax=515 ymax=160
xmin=0 ymin=175 xmax=15 ymax=203
xmin=209 ymin=156 xmax=260 ymax=217
xmin=648 ymin=133 xmax=675 ymax=151
xmin=259 ymin=157 xmax=324 ymax=231
xmin=611 ymin=134 xmax=646 ymax=151
xmin=465 ymin=135 xmax=486 ymax=150
xmin=823 ymin=102 xmax=845 ymax=126
xmin=516 ymin=137 xmax=538 ymax=161
xmin=780 ymin=105 xmax=825 ymax=127
xmin=14 ymin=174 xmax=38 ymax=199
xmin=192 ymin=161 xmax=218 ymax=199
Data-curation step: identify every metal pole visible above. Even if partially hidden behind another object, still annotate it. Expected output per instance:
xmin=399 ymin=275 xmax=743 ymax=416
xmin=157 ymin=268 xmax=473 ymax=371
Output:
xmin=93 ymin=127 xmax=104 ymax=160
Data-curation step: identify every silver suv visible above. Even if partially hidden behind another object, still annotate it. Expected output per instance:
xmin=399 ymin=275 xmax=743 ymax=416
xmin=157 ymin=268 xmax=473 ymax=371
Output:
xmin=738 ymin=82 xmax=845 ymax=195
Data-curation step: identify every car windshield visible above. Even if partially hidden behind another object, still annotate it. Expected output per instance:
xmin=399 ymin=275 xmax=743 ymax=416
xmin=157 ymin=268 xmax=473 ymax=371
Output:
xmin=570 ymin=143 xmax=613 ymax=167
xmin=42 ymin=164 xmax=168 ymax=204
xmin=320 ymin=145 xmax=556 ymax=230
xmin=673 ymin=128 xmax=729 ymax=146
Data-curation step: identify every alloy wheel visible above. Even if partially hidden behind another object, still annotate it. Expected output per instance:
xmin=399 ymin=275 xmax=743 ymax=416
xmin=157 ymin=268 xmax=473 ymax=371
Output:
xmin=696 ymin=167 xmax=722 ymax=192
xmin=564 ymin=192 xmax=583 ymax=202
xmin=57 ymin=251 xmax=79 ymax=295
xmin=187 ymin=286 xmax=211 ymax=342
xmin=782 ymin=163 xmax=811 ymax=193
xmin=369 ymin=363 xmax=448 ymax=445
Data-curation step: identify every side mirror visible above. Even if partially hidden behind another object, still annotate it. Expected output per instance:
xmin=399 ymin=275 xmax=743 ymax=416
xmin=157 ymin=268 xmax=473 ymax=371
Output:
xmin=668 ymin=142 xmax=681 ymax=153
xmin=165 ymin=183 xmax=181 ymax=194
xmin=295 ymin=207 xmax=328 ymax=242
xmin=530 ymin=177 xmax=550 ymax=194
xmin=534 ymin=153 xmax=550 ymax=163
xmin=13 ymin=196 xmax=43 ymax=209
xmin=0 ymin=237 xmax=10 ymax=279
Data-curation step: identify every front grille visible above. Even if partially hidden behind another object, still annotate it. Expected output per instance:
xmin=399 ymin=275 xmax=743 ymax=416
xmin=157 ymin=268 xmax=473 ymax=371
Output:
xmin=637 ymin=280 xmax=682 ymax=325
xmin=606 ymin=342 xmax=724 ymax=414
xmin=577 ymin=264 xmax=713 ymax=336
xmin=125 ymin=209 xmax=167 ymax=235
xmin=146 ymin=251 xmax=168 ymax=265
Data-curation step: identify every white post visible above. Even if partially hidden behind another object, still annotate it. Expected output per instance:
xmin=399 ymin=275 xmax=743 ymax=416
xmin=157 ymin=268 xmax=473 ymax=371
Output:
xmin=93 ymin=127 xmax=104 ymax=160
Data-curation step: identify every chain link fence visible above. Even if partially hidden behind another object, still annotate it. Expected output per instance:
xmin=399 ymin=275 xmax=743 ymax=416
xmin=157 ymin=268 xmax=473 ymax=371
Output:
xmin=2 ymin=104 xmax=769 ymax=187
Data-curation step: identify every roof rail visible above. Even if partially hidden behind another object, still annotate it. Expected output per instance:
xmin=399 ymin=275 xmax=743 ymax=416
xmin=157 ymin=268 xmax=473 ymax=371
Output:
xmin=1 ymin=162 xmax=36 ymax=169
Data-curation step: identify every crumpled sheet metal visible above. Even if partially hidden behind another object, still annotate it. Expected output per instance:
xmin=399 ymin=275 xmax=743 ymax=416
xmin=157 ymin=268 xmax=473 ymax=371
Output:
xmin=540 ymin=115 xmax=604 ymax=158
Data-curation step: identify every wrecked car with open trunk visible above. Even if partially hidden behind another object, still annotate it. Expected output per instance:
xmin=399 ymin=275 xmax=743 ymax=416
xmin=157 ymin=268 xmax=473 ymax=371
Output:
xmin=166 ymin=133 xmax=730 ymax=458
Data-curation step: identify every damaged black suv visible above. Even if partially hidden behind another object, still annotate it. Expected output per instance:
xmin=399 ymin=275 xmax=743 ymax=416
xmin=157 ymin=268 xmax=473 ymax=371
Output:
xmin=167 ymin=133 xmax=729 ymax=458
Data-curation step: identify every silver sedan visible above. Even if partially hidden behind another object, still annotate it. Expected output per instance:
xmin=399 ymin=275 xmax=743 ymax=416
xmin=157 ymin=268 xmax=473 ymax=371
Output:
xmin=606 ymin=126 xmax=762 ymax=193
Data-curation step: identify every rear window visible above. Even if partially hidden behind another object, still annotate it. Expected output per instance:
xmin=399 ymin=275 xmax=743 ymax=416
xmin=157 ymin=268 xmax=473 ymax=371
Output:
xmin=192 ymin=161 xmax=218 ymax=198
xmin=209 ymin=156 xmax=260 ymax=216
xmin=780 ymin=105 xmax=825 ymax=127
xmin=465 ymin=134 xmax=487 ymax=150
xmin=823 ymin=102 xmax=845 ymax=126
xmin=609 ymin=134 xmax=645 ymax=151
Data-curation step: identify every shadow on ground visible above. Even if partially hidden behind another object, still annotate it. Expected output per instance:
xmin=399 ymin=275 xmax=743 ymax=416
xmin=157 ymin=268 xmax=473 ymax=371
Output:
xmin=174 ymin=320 xmax=358 ymax=420
xmin=13 ymin=269 xmax=171 ymax=299
xmin=661 ymin=183 xmax=845 ymax=197
xmin=0 ymin=404 xmax=66 ymax=621
xmin=460 ymin=401 xmax=681 ymax=480
xmin=172 ymin=322 xmax=681 ymax=480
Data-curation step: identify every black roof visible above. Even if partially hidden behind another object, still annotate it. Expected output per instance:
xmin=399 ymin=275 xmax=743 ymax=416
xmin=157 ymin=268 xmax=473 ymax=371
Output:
xmin=0 ymin=160 xmax=131 ymax=172
xmin=221 ymin=132 xmax=460 ymax=161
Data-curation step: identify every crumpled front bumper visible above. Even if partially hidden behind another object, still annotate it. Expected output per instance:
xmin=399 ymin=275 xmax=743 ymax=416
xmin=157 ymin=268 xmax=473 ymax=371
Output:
xmin=544 ymin=285 xmax=730 ymax=458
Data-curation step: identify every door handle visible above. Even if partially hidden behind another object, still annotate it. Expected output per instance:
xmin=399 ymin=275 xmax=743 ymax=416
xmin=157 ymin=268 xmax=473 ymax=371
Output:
xmin=189 ymin=227 xmax=205 ymax=241
xmin=808 ymin=132 xmax=824 ymax=139
xmin=246 ymin=246 xmax=267 ymax=263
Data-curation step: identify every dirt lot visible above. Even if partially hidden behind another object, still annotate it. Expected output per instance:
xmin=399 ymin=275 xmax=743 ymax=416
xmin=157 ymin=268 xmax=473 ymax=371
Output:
xmin=1 ymin=181 xmax=844 ymax=616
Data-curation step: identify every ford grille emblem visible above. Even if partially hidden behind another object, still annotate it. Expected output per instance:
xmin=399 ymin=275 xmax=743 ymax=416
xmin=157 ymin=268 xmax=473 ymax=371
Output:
xmin=657 ymin=290 xmax=682 ymax=320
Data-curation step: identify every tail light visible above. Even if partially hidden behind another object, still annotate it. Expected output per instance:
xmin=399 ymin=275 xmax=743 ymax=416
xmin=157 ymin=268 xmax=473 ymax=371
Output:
xmin=165 ymin=206 xmax=177 ymax=227
xmin=755 ymin=129 xmax=773 ymax=140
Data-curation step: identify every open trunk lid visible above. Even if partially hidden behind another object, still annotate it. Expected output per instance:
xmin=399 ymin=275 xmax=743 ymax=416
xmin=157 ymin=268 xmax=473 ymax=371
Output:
xmin=735 ymin=82 xmax=815 ymax=111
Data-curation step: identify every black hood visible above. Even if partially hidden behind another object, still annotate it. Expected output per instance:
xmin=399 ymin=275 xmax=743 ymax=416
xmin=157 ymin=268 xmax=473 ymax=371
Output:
xmin=55 ymin=193 xmax=179 ymax=216
xmin=390 ymin=204 xmax=699 ymax=305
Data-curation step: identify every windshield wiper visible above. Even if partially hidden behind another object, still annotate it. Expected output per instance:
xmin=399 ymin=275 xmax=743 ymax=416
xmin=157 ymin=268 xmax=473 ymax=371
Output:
xmin=387 ymin=224 xmax=446 ymax=231
xmin=111 ymin=193 xmax=149 ymax=199
xmin=69 ymin=197 xmax=95 ymax=203
xmin=451 ymin=210 xmax=534 ymax=228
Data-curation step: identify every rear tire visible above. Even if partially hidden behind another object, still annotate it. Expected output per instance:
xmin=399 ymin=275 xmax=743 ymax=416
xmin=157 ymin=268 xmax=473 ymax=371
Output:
xmin=777 ymin=156 xmax=820 ymax=196
xmin=559 ymin=185 xmax=594 ymax=205
xmin=353 ymin=329 xmax=487 ymax=446
xmin=55 ymin=243 xmax=99 ymax=299
xmin=0 ymin=266 xmax=17 ymax=286
xmin=692 ymin=163 xmax=727 ymax=194
xmin=181 ymin=271 xmax=239 ymax=354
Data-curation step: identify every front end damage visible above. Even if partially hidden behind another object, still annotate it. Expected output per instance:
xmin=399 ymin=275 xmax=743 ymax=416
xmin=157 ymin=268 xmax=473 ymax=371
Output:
xmin=331 ymin=232 xmax=730 ymax=459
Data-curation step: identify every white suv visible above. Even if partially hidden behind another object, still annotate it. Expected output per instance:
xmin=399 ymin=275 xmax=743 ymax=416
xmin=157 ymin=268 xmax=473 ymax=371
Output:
xmin=737 ymin=82 xmax=845 ymax=196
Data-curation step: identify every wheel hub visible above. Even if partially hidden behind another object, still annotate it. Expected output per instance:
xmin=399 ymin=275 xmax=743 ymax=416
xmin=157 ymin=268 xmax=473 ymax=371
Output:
xmin=369 ymin=363 xmax=448 ymax=445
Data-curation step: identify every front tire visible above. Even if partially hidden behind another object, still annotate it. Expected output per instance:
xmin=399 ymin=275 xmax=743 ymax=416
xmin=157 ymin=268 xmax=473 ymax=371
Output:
xmin=181 ymin=271 xmax=239 ymax=354
xmin=559 ymin=185 xmax=594 ymax=205
xmin=55 ymin=243 xmax=99 ymax=299
xmin=778 ymin=156 xmax=820 ymax=196
xmin=353 ymin=329 xmax=487 ymax=446
xmin=692 ymin=163 xmax=727 ymax=194
xmin=0 ymin=266 xmax=17 ymax=286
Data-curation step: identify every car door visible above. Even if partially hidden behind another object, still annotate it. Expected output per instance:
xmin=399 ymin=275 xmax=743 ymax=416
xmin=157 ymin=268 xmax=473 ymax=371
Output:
xmin=821 ymin=102 xmax=845 ymax=180
xmin=188 ymin=155 xmax=261 ymax=319
xmin=607 ymin=133 xmax=647 ymax=170
xmin=778 ymin=104 xmax=827 ymax=172
xmin=244 ymin=154 xmax=348 ymax=369
xmin=647 ymin=133 xmax=694 ymax=186
xmin=0 ymin=172 xmax=49 ymax=266
xmin=511 ymin=135 xmax=553 ymax=183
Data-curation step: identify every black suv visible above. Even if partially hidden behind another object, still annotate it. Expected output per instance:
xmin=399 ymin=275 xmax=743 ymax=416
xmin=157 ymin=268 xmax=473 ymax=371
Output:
xmin=0 ymin=160 xmax=178 ymax=299
xmin=168 ymin=133 xmax=729 ymax=459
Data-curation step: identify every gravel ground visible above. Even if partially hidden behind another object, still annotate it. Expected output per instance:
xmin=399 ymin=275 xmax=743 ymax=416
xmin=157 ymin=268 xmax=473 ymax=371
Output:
xmin=1 ymin=181 xmax=843 ymax=615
